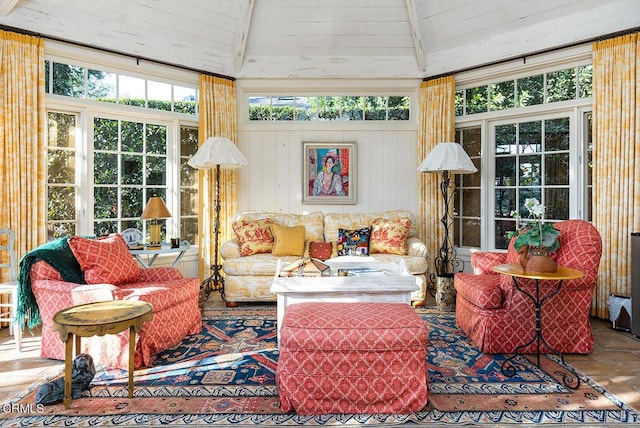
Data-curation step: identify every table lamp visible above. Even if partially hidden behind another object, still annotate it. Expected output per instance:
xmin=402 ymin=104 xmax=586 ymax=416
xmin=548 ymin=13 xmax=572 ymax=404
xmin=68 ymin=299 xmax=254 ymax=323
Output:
xmin=141 ymin=196 xmax=171 ymax=248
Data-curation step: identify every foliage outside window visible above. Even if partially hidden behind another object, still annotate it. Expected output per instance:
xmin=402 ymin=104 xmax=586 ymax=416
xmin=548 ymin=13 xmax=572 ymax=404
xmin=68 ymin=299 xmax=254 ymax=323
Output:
xmin=585 ymin=112 xmax=593 ymax=221
xmin=180 ymin=127 xmax=199 ymax=243
xmin=93 ymin=117 xmax=169 ymax=239
xmin=493 ymin=117 xmax=571 ymax=249
xmin=453 ymin=128 xmax=482 ymax=248
xmin=45 ymin=60 xmax=198 ymax=114
xmin=47 ymin=111 xmax=78 ymax=239
xmin=455 ymin=65 xmax=592 ymax=116
xmin=248 ymin=95 xmax=410 ymax=121
xmin=45 ymin=60 xmax=199 ymax=245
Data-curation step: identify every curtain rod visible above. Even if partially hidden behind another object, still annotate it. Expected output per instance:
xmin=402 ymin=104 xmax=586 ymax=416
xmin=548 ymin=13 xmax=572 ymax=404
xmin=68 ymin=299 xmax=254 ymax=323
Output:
xmin=424 ymin=26 xmax=640 ymax=82
xmin=0 ymin=24 xmax=235 ymax=81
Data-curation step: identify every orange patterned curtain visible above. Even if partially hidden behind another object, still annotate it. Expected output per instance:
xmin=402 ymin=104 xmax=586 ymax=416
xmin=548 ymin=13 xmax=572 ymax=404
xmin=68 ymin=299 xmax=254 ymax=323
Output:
xmin=196 ymin=75 xmax=239 ymax=282
xmin=0 ymin=30 xmax=46 ymax=277
xmin=592 ymin=33 xmax=640 ymax=318
xmin=417 ymin=76 xmax=456 ymax=283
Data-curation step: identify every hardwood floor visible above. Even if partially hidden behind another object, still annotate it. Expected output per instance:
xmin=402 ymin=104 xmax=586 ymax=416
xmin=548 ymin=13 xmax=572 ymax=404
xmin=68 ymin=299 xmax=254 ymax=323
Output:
xmin=1 ymin=294 xmax=640 ymax=414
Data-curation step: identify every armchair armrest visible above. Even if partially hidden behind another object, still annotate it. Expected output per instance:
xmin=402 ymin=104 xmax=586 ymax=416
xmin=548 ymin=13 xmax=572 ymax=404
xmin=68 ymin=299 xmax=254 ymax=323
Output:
xmin=71 ymin=283 xmax=118 ymax=305
xmin=407 ymin=237 xmax=428 ymax=258
xmin=471 ymin=251 xmax=507 ymax=274
xmin=139 ymin=267 xmax=184 ymax=282
xmin=220 ymin=238 xmax=242 ymax=259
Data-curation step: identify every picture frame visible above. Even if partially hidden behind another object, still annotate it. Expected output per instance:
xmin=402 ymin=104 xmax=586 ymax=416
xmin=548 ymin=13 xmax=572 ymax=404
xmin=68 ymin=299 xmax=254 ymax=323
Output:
xmin=303 ymin=141 xmax=357 ymax=204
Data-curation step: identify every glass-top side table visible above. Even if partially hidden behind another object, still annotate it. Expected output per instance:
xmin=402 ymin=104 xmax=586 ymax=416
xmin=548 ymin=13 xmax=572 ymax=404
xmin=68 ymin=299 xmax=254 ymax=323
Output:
xmin=128 ymin=242 xmax=190 ymax=268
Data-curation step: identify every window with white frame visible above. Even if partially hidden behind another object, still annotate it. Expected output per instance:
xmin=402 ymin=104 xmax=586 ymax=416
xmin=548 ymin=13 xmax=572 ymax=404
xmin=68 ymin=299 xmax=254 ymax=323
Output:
xmin=248 ymin=95 xmax=410 ymax=121
xmin=45 ymin=58 xmax=199 ymax=244
xmin=453 ymin=57 xmax=593 ymax=252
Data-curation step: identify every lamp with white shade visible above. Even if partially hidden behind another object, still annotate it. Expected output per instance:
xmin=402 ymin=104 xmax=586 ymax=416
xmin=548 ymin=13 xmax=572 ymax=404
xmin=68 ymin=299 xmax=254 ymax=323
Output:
xmin=418 ymin=142 xmax=477 ymax=310
xmin=188 ymin=137 xmax=248 ymax=300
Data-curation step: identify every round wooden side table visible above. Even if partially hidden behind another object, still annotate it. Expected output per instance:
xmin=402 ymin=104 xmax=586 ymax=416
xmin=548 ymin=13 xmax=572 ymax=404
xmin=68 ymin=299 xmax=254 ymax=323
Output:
xmin=53 ymin=300 xmax=153 ymax=409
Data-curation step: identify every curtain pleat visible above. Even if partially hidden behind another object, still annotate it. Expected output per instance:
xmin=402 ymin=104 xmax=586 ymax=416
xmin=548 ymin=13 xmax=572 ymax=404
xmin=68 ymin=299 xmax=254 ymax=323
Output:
xmin=197 ymin=75 xmax=238 ymax=283
xmin=592 ymin=33 xmax=640 ymax=318
xmin=417 ymin=76 xmax=456 ymax=284
xmin=0 ymin=30 xmax=46 ymax=281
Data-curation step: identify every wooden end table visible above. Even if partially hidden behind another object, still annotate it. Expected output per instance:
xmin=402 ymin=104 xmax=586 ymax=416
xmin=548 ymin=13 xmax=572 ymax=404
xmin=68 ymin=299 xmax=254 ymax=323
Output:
xmin=493 ymin=263 xmax=584 ymax=389
xmin=52 ymin=300 xmax=153 ymax=409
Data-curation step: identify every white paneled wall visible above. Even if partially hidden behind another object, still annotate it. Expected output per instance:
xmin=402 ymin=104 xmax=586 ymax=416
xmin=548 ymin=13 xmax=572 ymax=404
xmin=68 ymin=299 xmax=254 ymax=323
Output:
xmin=234 ymin=79 xmax=423 ymax=216
xmin=236 ymin=127 xmax=420 ymax=216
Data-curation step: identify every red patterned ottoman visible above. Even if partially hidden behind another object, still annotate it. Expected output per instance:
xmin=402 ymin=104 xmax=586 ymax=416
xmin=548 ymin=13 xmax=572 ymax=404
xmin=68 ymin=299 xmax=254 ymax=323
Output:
xmin=276 ymin=302 xmax=429 ymax=415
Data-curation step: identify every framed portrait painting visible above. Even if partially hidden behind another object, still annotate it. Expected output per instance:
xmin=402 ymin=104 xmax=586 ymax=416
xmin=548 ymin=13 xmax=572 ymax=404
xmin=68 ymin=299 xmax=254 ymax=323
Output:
xmin=303 ymin=142 xmax=357 ymax=204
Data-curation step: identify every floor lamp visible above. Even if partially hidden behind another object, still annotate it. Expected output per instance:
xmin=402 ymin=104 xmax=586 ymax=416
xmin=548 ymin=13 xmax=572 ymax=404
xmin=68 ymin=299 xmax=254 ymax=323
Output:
xmin=418 ymin=142 xmax=477 ymax=311
xmin=188 ymin=137 xmax=248 ymax=302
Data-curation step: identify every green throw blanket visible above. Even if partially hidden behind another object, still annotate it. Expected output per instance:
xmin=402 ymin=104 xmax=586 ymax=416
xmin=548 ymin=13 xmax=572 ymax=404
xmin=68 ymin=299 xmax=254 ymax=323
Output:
xmin=16 ymin=237 xmax=86 ymax=331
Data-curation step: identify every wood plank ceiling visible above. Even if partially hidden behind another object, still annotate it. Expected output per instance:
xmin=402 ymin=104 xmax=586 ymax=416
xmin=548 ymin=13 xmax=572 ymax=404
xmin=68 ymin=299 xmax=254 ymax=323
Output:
xmin=0 ymin=0 xmax=638 ymax=79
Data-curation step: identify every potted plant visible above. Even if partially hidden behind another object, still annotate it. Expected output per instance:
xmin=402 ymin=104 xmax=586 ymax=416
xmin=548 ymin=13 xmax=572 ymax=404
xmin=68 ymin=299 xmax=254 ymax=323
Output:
xmin=507 ymin=198 xmax=560 ymax=272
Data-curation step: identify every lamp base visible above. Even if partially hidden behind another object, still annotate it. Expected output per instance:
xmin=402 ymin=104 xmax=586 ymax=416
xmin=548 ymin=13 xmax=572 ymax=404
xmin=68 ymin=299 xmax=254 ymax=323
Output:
xmin=149 ymin=224 xmax=162 ymax=245
xmin=198 ymin=263 xmax=225 ymax=311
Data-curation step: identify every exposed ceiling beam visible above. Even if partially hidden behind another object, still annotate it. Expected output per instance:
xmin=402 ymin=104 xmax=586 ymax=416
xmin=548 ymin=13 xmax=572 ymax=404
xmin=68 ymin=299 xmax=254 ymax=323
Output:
xmin=234 ymin=0 xmax=255 ymax=74
xmin=0 ymin=0 xmax=18 ymax=16
xmin=405 ymin=0 xmax=426 ymax=73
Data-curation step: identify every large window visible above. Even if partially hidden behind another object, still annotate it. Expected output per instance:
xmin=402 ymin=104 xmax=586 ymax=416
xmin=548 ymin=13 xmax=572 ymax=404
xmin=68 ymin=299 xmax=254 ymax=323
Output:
xmin=453 ymin=59 xmax=593 ymax=253
xmin=493 ymin=117 xmax=571 ymax=249
xmin=455 ymin=65 xmax=592 ymax=116
xmin=92 ymin=117 xmax=169 ymax=237
xmin=45 ymin=59 xmax=199 ymax=244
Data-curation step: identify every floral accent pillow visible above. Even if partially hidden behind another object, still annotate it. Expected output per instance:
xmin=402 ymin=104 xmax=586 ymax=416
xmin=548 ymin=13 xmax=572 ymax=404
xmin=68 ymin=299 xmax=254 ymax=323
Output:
xmin=68 ymin=234 xmax=141 ymax=285
xmin=337 ymin=227 xmax=371 ymax=256
xmin=232 ymin=218 xmax=274 ymax=256
xmin=369 ymin=217 xmax=411 ymax=255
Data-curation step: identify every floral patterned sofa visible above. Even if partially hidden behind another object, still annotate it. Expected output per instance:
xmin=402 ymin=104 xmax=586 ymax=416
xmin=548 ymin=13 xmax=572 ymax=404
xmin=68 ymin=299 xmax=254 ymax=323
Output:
xmin=23 ymin=234 xmax=201 ymax=370
xmin=220 ymin=210 xmax=429 ymax=306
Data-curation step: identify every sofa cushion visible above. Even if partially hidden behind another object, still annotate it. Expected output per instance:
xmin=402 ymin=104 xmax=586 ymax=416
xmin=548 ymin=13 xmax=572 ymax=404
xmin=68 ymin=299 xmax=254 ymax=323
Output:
xmin=370 ymin=216 xmax=411 ymax=255
xmin=337 ymin=227 xmax=371 ymax=256
xmin=454 ymin=273 xmax=503 ymax=309
xmin=324 ymin=210 xmax=418 ymax=242
xmin=68 ymin=234 xmax=140 ymax=285
xmin=270 ymin=224 xmax=306 ymax=256
xmin=232 ymin=218 xmax=274 ymax=256
xmin=232 ymin=211 xmax=324 ymax=243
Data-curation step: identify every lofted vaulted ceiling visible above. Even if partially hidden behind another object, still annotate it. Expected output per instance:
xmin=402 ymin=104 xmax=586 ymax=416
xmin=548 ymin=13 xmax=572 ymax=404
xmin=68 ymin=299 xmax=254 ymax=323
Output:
xmin=0 ymin=0 xmax=638 ymax=79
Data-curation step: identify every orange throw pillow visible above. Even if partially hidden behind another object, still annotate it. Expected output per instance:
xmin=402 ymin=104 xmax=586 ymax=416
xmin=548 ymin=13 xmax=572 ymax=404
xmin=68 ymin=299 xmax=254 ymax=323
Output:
xmin=369 ymin=217 xmax=411 ymax=255
xmin=232 ymin=219 xmax=274 ymax=256
xmin=68 ymin=234 xmax=141 ymax=285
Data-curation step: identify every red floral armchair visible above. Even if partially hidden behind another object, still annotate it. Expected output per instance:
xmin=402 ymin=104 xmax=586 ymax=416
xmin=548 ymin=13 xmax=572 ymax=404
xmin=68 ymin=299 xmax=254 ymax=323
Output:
xmin=454 ymin=219 xmax=602 ymax=355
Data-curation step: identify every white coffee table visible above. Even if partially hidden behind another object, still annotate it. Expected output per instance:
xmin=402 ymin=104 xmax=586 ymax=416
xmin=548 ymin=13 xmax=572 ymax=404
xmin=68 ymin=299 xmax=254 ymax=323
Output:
xmin=270 ymin=256 xmax=418 ymax=344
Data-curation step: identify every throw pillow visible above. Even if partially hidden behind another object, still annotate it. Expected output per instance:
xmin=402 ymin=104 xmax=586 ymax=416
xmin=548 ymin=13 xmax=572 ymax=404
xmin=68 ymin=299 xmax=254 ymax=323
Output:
xmin=369 ymin=217 xmax=411 ymax=255
xmin=232 ymin=218 xmax=274 ymax=256
xmin=270 ymin=224 xmax=306 ymax=256
xmin=337 ymin=227 xmax=371 ymax=256
xmin=68 ymin=234 xmax=141 ymax=285
xmin=309 ymin=241 xmax=332 ymax=260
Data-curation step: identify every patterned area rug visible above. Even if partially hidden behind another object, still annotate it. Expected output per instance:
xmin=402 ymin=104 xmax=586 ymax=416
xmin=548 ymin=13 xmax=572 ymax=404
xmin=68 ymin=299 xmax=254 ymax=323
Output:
xmin=2 ymin=305 xmax=639 ymax=426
